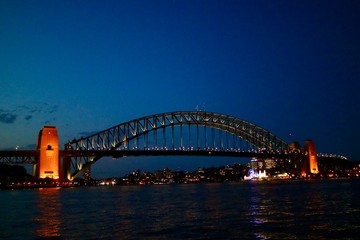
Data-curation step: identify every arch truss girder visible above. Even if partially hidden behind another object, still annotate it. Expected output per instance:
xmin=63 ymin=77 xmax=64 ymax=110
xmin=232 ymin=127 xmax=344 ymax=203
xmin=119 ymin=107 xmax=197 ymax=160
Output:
xmin=0 ymin=150 xmax=38 ymax=164
xmin=64 ymin=111 xmax=290 ymax=178
xmin=67 ymin=111 xmax=288 ymax=152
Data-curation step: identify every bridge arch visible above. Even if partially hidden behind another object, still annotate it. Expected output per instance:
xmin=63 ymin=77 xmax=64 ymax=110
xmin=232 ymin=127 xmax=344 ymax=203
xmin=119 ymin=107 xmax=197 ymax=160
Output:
xmin=67 ymin=111 xmax=288 ymax=152
xmin=64 ymin=111 xmax=290 ymax=179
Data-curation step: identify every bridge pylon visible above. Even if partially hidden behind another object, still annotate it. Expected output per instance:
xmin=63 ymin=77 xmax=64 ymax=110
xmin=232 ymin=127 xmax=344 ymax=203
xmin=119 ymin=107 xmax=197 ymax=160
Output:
xmin=304 ymin=140 xmax=319 ymax=175
xmin=297 ymin=140 xmax=319 ymax=176
xmin=36 ymin=126 xmax=60 ymax=180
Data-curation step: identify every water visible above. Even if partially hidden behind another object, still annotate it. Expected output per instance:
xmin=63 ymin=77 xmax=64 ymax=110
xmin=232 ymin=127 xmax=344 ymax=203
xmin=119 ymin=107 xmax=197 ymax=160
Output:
xmin=1 ymin=179 xmax=359 ymax=240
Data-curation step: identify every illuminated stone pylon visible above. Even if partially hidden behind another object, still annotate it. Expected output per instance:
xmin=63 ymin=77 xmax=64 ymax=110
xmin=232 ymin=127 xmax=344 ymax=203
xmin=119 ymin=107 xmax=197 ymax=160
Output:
xmin=36 ymin=126 xmax=60 ymax=179
xmin=305 ymin=140 xmax=319 ymax=174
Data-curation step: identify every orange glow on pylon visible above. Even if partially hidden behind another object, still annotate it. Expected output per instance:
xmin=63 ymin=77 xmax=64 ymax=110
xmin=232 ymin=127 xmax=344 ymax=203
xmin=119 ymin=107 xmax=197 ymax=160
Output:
xmin=305 ymin=140 xmax=319 ymax=174
xmin=37 ymin=126 xmax=60 ymax=179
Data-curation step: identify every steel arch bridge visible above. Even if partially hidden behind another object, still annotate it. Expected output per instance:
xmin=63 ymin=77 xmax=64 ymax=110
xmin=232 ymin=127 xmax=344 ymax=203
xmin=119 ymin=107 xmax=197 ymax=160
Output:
xmin=0 ymin=111 xmax=349 ymax=180
xmin=64 ymin=111 xmax=291 ymax=179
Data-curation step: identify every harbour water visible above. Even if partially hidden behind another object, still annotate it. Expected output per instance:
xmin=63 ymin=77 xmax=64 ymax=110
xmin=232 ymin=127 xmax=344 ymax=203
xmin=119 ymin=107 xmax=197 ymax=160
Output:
xmin=0 ymin=179 xmax=359 ymax=239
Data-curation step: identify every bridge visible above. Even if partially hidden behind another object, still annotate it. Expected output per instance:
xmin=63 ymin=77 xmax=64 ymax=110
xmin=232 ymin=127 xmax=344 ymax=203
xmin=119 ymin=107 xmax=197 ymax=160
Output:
xmin=0 ymin=111 xmax=348 ymax=181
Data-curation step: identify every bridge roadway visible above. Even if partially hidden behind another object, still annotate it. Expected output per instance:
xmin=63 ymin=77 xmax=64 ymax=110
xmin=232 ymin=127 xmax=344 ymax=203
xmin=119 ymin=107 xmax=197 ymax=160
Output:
xmin=0 ymin=149 xmax=288 ymax=160
xmin=0 ymin=149 xmax=343 ymax=163
xmin=61 ymin=149 xmax=291 ymax=159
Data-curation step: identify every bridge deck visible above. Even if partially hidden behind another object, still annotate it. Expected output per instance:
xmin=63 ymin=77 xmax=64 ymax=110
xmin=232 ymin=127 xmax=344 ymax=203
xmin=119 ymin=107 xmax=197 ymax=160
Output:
xmin=59 ymin=149 xmax=288 ymax=159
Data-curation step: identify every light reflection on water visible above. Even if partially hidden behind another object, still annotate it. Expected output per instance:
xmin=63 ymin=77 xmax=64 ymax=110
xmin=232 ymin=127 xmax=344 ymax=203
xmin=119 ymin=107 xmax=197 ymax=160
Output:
xmin=33 ymin=188 xmax=62 ymax=238
xmin=0 ymin=179 xmax=359 ymax=239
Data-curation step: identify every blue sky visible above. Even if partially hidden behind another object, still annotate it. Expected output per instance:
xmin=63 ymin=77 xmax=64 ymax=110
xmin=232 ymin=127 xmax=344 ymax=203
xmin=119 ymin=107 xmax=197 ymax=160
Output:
xmin=1 ymin=0 xmax=359 ymax=177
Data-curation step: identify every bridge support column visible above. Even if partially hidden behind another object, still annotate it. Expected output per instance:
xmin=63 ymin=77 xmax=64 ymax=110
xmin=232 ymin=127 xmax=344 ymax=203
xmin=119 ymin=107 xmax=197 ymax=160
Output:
xmin=83 ymin=166 xmax=91 ymax=184
xmin=36 ymin=126 xmax=60 ymax=180
xmin=62 ymin=156 xmax=71 ymax=181
xmin=305 ymin=140 xmax=319 ymax=175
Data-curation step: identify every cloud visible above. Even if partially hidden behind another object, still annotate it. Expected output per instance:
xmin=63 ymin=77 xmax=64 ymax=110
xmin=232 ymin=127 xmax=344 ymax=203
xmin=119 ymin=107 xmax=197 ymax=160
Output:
xmin=77 ymin=131 xmax=99 ymax=137
xmin=24 ymin=144 xmax=36 ymax=150
xmin=2 ymin=144 xmax=37 ymax=150
xmin=0 ymin=112 xmax=17 ymax=124
xmin=42 ymin=117 xmax=57 ymax=125
xmin=29 ymin=107 xmax=40 ymax=113
xmin=17 ymin=105 xmax=30 ymax=110
xmin=48 ymin=104 xmax=59 ymax=114
xmin=0 ymin=103 xmax=60 ymax=124
xmin=18 ymin=103 xmax=59 ymax=115
xmin=24 ymin=115 xmax=33 ymax=121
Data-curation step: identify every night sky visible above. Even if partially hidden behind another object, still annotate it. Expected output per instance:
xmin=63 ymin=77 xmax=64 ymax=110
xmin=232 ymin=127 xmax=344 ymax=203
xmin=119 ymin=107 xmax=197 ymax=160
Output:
xmin=1 ymin=0 xmax=359 ymax=178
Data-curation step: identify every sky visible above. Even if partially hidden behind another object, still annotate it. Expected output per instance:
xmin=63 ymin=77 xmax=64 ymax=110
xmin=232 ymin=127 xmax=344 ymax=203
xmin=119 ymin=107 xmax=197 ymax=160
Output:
xmin=1 ymin=0 xmax=359 ymax=178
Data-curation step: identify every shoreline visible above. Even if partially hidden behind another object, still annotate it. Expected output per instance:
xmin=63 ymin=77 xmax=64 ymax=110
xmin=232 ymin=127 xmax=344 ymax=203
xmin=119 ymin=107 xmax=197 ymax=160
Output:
xmin=2 ymin=176 xmax=359 ymax=190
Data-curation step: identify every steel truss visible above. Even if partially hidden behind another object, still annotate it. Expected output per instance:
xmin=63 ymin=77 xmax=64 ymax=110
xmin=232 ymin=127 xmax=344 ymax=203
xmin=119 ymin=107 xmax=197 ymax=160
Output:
xmin=65 ymin=111 xmax=290 ymax=178
xmin=0 ymin=150 xmax=38 ymax=164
